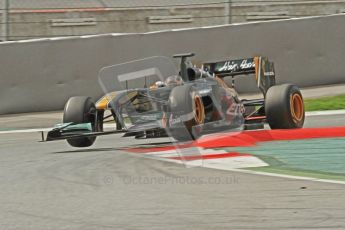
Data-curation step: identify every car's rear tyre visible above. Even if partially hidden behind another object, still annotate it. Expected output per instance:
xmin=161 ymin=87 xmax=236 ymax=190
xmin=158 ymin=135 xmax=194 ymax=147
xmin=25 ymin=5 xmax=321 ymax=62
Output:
xmin=168 ymin=85 xmax=205 ymax=141
xmin=265 ymin=84 xmax=305 ymax=129
xmin=63 ymin=96 xmax=97 ymax=147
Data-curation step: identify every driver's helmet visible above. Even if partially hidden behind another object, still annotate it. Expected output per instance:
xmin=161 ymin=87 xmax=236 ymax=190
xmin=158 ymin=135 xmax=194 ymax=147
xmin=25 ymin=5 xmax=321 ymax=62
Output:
xmin=165 ymin=75 xmax=183 ymax=86
xmin=149 ymin=81 xmax=166 ymax=89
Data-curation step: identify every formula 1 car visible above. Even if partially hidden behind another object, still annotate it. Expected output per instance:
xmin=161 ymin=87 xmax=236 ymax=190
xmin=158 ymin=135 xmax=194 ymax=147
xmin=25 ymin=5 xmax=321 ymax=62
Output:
xmin=44 ymin=53 xmax=305 ymax=147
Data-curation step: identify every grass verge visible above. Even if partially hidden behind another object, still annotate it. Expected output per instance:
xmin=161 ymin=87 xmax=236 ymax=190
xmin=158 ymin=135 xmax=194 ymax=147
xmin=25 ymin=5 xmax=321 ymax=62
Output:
xmin=304 ymin=94 xmax=345 ymax=111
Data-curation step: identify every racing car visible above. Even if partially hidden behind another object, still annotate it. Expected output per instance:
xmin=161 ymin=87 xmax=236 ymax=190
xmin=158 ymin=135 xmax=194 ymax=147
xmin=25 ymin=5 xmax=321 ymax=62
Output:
xmin=44 ymin=53 xmax=305 ymax=147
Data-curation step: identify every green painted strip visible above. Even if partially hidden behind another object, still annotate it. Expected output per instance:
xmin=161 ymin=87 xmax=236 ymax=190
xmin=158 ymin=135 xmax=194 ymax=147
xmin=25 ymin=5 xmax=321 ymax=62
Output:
xmin=0 ymin=128 xmax=16 ymax=131
xmin=248 ymin=166 xmax=345 ymax=181
xmin=222 ymin=137 xmax=345 ymax=180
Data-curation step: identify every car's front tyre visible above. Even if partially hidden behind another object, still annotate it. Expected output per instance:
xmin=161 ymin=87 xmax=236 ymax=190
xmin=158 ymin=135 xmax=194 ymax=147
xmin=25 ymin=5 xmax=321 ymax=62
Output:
xmin=168 ymin=85 xmax=205 ymax=141
xmin=63 ymin=96 xmax=97 ymax=147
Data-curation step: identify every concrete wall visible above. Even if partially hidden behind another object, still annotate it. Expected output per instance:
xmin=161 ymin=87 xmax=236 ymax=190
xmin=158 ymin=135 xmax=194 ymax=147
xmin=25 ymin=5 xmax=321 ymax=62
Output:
xmin=232 ymin=1 xmax=345 ymax=23
xmin=3 ymin=1 xmax=345 ymax=41
xmin=1 ymin=14 xmax=345 ymax=114
xmin=6 ymin=5 xmax=227 ymax=40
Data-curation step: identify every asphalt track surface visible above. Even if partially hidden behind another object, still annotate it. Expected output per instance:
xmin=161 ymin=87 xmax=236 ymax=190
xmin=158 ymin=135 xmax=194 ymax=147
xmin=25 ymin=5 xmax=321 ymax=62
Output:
xmin=0 ymin=114 xmax=345 ymax=230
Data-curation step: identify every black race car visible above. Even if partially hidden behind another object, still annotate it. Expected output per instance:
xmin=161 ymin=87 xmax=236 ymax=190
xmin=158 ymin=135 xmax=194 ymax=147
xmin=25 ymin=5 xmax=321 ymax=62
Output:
xmin=44 ymin=53 xmax=305 ymax=147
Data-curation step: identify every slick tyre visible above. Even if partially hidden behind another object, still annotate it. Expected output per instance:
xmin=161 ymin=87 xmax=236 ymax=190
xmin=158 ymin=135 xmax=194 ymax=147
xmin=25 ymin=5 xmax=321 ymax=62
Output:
xmin=168 ymin=85 xmax=205 ymax=141
xmin=265 ymin=84 xmax=305 ymax=129
xmin=63 ymin=96 xmax=97 ymax=147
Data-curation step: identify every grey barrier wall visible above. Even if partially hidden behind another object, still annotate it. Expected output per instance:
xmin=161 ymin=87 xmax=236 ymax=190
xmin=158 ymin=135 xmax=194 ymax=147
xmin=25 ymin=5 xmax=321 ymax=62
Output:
xmin=1 ymin=14 xmax=345 ymax=114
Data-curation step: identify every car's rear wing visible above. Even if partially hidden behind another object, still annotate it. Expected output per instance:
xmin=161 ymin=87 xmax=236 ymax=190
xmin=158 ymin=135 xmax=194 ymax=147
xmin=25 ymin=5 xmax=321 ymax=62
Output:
xmin=203 ymin=56 xmax=276 ymax=96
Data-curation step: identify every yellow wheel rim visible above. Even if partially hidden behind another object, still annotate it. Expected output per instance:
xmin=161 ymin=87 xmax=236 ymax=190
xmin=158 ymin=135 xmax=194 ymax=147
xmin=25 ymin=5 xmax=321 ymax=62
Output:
xmin=290 ymin=93 xmax=304 ymax=122
xmin=193 ymin=95 xmax=205 ymax=124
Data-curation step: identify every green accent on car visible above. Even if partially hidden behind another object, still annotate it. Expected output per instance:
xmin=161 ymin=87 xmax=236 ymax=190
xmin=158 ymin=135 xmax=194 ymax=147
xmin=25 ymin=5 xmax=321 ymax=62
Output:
xmin=55 ymin=122 xmax=92 ymax=131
